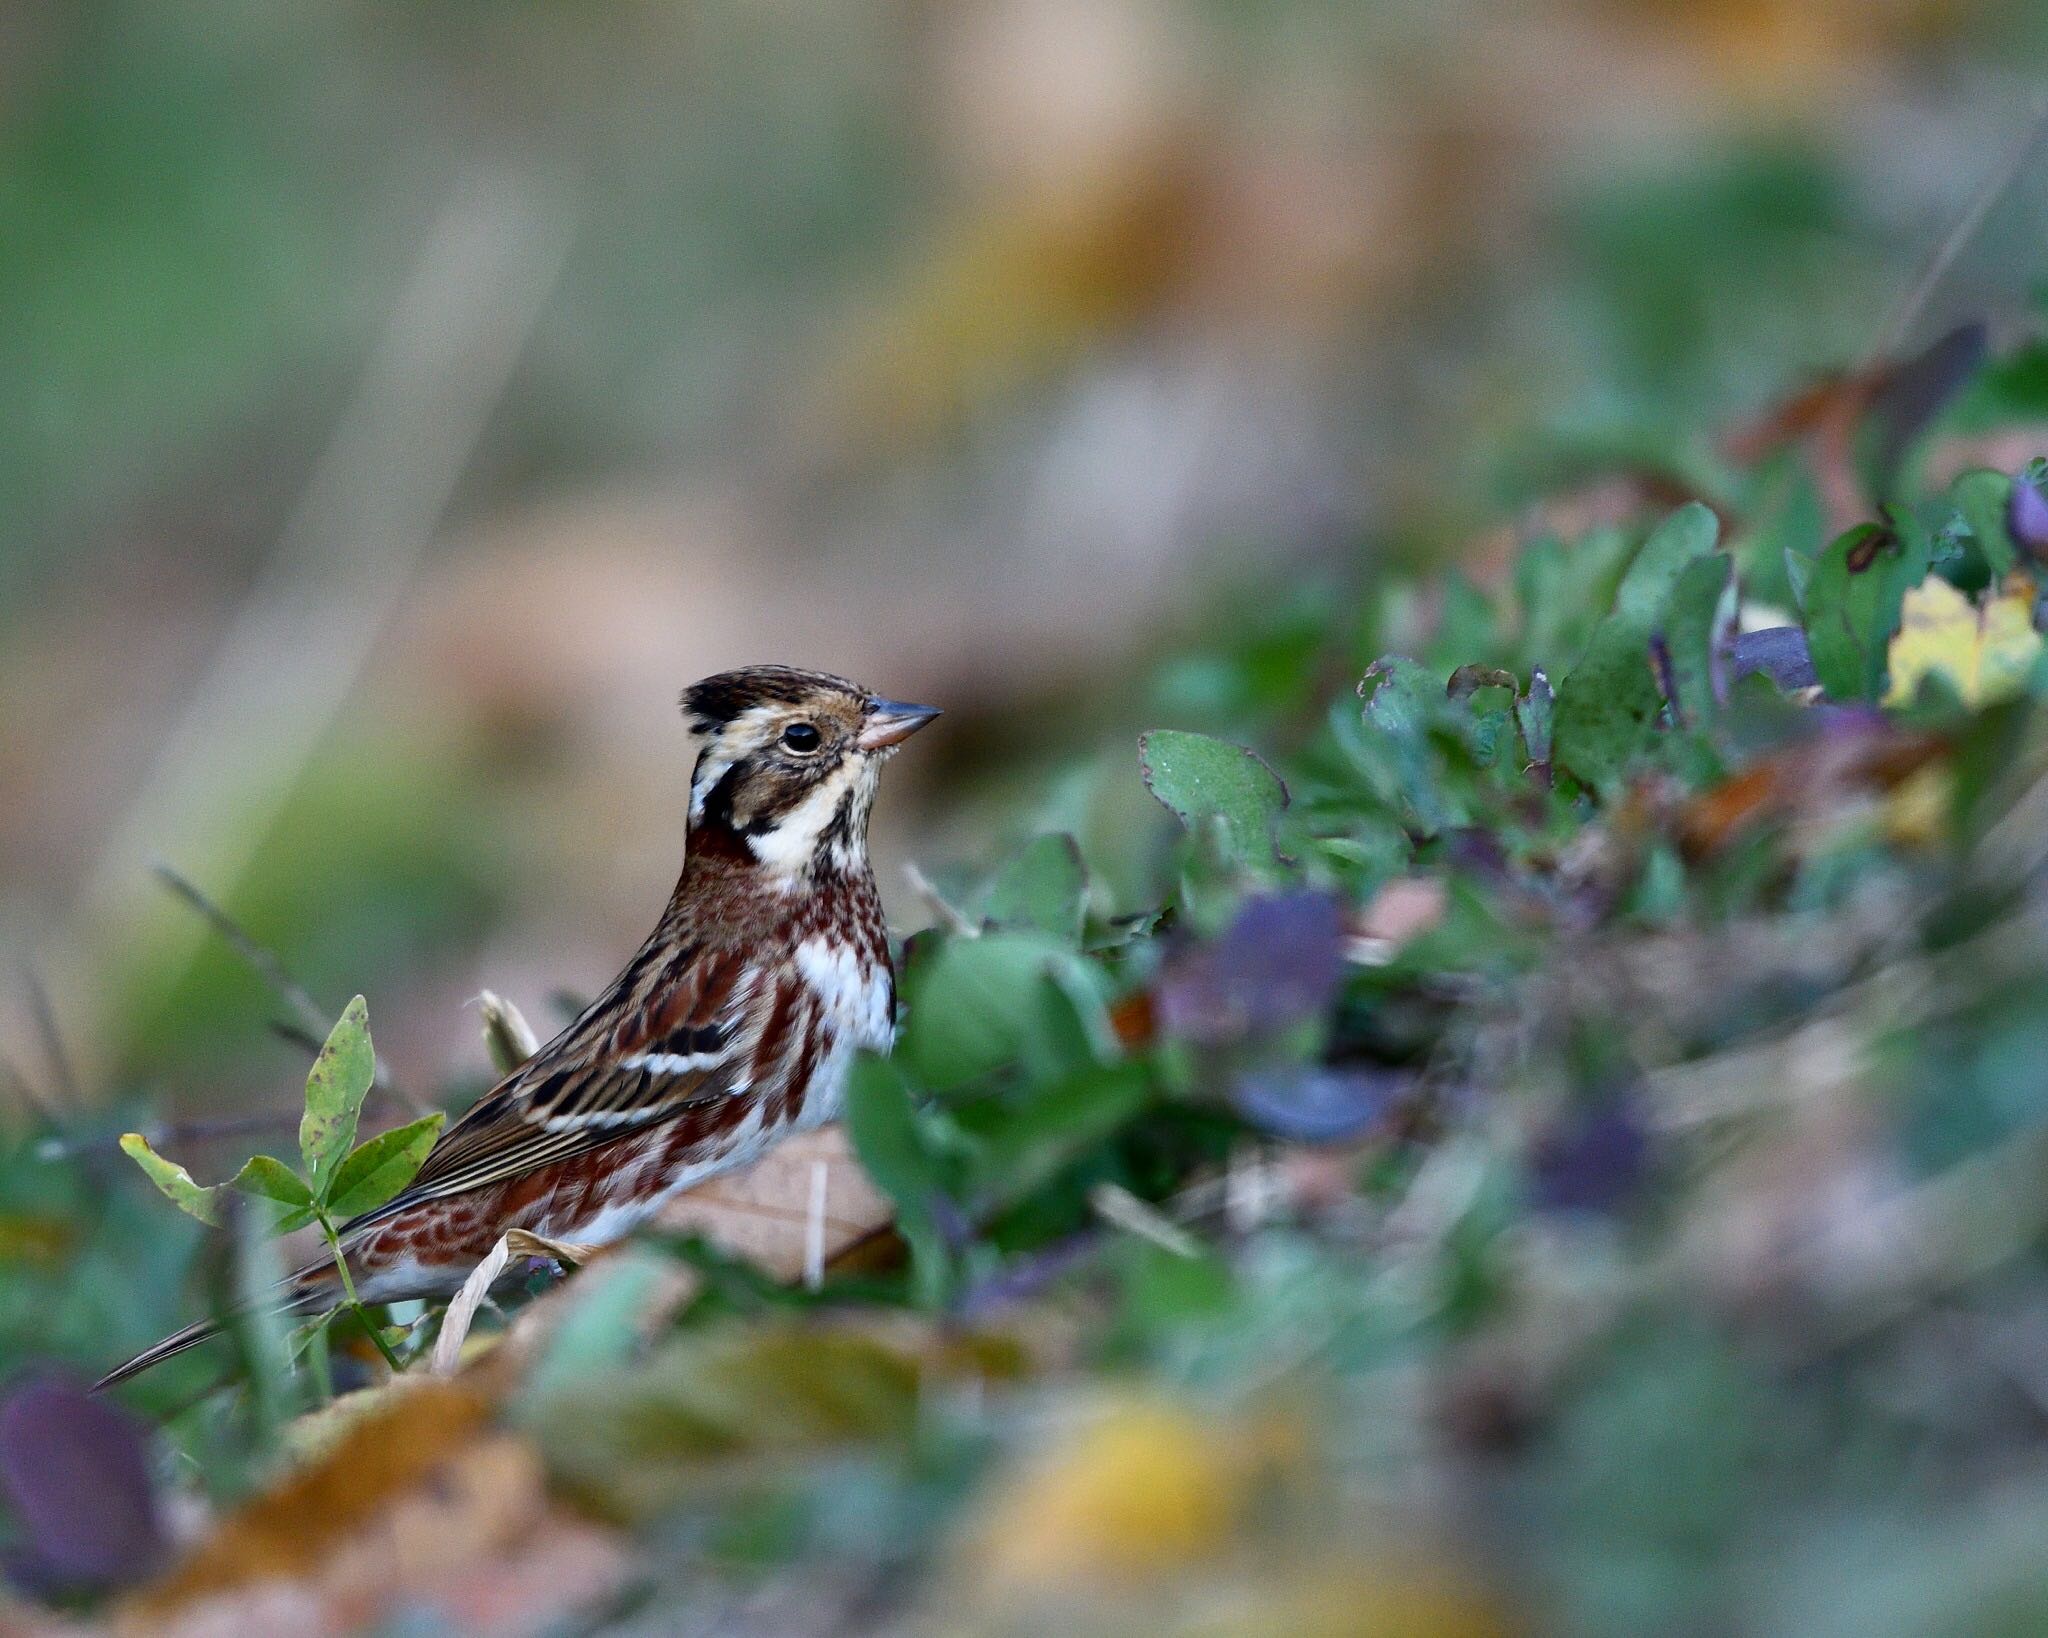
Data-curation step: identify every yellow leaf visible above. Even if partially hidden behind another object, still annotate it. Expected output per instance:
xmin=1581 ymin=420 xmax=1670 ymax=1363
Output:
xmin=1885 ymin=575 xmax=2042 ymax=708
xmin=970 ymin=1397 xmax=1246 ymax=1588
xmin=1882 ymin=761 xmax=1952 ymax=848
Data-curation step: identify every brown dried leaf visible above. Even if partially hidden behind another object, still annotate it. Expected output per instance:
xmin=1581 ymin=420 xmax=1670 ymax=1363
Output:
xmin=656 ymin=1122 xmax=894 ymax=1283
xmin=127 ymin=1380 xmax=490 ymax=1612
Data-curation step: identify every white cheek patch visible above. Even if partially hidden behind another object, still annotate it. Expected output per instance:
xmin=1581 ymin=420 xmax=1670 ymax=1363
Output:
xmin=746 ymin=759 xmax=862 ymax=876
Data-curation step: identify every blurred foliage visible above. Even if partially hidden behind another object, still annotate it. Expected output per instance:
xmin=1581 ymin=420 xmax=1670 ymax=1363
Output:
xmin=15 ymin=1 xmax=2048 ymax=1633
xmin=10 ymin=301 xmax=2048 ymax=1631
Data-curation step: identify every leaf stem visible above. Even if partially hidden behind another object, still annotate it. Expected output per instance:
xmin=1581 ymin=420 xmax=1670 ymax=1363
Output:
xmin=319 ymin=1216 xmax=404 ymax=1373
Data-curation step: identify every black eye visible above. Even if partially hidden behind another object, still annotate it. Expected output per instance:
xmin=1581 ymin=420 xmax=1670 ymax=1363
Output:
xmin=781 ymin=722 xmax=822 ymax=752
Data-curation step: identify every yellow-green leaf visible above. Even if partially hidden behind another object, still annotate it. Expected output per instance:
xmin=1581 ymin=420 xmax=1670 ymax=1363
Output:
xmin=1885 ymin=576 xmax=2043 ymax=708
xmin=324 ymin=1113 xmax=444 ymax=1221
xmin=301 ymin=996 xmax=375 ymax=1198
xmin=120 ymin=1133 xmax=222 ymax=1226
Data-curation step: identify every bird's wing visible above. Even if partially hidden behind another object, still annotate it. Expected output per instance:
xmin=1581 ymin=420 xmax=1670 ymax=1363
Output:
xmin=345 ymin=946 xmax=784 ymax=1227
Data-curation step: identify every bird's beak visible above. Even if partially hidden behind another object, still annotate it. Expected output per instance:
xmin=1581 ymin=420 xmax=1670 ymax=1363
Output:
xmin=858 ymin=698 xmax=942 ymax=750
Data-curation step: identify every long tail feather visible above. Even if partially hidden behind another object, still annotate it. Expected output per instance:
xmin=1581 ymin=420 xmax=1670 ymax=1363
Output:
xmin=94 ymin=1264 xmax=338 ymax=1392
xmin=94 ymin=1317 xmax=233 ymax=1391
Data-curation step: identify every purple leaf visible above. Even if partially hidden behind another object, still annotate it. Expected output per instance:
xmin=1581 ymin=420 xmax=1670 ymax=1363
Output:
xmin=1156 ymin=893 xmax=1346 ymax=1045
xmin=1726 ymin=627 xmax=1818 ymax=692
xmin=956 ymin=1234 xmax=1103 ymax=1320
xmin=0 ymin=1375 xmax=164 ymax=1593
xmin=1530 ymin=1101 xmax=1650 ymax=1214
xmin=2010 ymin=474 xmax=2048 ymax=563
xmin=1231 ymin=1064 xmax=1409 ymax=1144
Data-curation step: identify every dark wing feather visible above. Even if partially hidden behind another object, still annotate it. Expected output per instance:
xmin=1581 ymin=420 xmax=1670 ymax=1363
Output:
xmin=341 ymin=948 xmax=774 ymax=1232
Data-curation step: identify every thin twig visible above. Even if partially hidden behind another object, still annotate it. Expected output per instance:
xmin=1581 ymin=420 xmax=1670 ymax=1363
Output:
xmin=804 ymin=1159 xmax=829 ymax=1293
xmin=268 ymin=1020 xmax=326 ymax=1057
xmin=34 ymin=1109 xmax=300 ymax=1162
xmin=1089 ymin=1182 xmax=1200 ymax=1258
xmin=21 ymin=968 xmax=81 ymax=1109
xmin=154 ymin=864 xmax=329 ymax=1041
xmin=1869 ymin=94 xmax=2048 ymax=367
xmin=902 ymin=860 xmax=976 ymax=936
xmin=155 ymin=862 xmax=429 ymax=1114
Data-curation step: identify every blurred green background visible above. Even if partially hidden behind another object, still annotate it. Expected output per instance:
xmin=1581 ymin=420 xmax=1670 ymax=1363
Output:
xmin=3 ymin=0 xmax=2046 ymax=1119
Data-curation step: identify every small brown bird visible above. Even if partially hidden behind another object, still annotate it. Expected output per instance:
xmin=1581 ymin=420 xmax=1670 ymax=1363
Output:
xmin=99 ymin=666 xmax=938 ymax=1388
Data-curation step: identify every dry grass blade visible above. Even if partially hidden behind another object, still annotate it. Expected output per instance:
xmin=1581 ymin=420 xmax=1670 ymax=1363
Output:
xmin=31 ymin=177 xmax=574 ymax=1100
xmin=432 ymin=1230 xmax=594 ymax=1375
xmin=154 ymin=863 xmax=428 ymax=1115
xmin=1869 ymin=93 xmax=2048 ymax=367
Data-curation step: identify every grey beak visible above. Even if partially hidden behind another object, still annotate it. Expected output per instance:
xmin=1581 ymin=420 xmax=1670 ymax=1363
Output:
xmin=858 ymin=698 xmax=942 ymax=750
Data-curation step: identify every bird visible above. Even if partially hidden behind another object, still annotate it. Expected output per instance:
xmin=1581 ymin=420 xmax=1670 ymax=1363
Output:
xmin=98 ymin=665 xmax=939 ymax=1389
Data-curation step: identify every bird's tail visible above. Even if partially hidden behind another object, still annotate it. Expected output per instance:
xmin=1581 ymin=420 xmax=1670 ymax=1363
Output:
xmin=94 ymin=1263 xmax=338 ymax=1392
xmin=94 ymin=1316 xmax=232 ymax=1391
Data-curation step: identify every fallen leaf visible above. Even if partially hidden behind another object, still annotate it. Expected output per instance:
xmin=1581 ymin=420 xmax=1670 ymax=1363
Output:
xmin=1883 ymin=761 xmax=1954 ymax=848
xmin=1885 ymin=575 xmax=2043 ymax=707
xmin=1172 ymin=1561 xmax=1512 ymax=1638
xmin=1677 ymin=717 xmax=1948 ymax=857
xmin=968 ymin=1397 xmax=1247 ymax=1589
xmin=127 ymin=1379 xmax=492 ymax=1612
xmin=0 ymin=1377 xmax=164 ymax=1594
xmin=477 ymin=990 xmax=539 ymax=1075
xmin=659 ymin=1123 xmax=895 ymax=1283
xmin=1230 ymin=1065 xmax=1411 ymax=1145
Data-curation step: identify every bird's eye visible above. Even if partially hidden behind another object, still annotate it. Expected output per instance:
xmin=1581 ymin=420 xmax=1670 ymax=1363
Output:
xmin=781 ymin=722 xmax=822 ymax=753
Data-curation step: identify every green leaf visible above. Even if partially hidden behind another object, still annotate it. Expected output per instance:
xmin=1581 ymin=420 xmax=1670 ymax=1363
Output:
xmin=1614 ymin=503 xmax=1722 ymax=624
xmin=300 ymin=995 xmax=376 ymax=1198
xmin=970 ymin=1061 xmax=1152 ymax=1209
xmin=1515 ymin=669 xmax=1554 ymax=770
xmin=1516 ymin=526 xmax=1638 ymax=671
xmin=228 ymin=1154 xmax=313 ymax=1208
xmin=1953 ymin=468 xmax=2017 ymax=576
xmin=1553 ymin=503 xmax=1721 ymax=786
xmin=1137 ymin=729 xmax=1289 ymax=868
xmin=843 ymin=1054 xmax=950 ymax=1307
xmin=1356 ymin=656 xmax=1459 ymax=833
xmin=120 ymin=1132 xmax=222 ymax=1225
xmin=324 ymin=1113 xmax=446 ymax=1220
xmin=1798 ymin=520 xmax=1934 ymax=701
xmin=1664 ymin=551 xmax=1735 ymax=728
xmin=981 ymin=833 xmax=1088 ymax=942
xmin=901 ymin=931 xmax=1076 ymax=1090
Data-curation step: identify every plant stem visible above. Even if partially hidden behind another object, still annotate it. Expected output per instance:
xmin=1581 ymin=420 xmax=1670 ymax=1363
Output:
xmin=319 ymin=1216 xmax=405 ymax=1373
xmin=305 ymin=1319 xmax=335 ymax=1405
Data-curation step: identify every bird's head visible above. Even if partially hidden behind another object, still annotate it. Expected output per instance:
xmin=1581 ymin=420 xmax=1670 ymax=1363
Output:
xmin=680 ymin=665 xmax=940 ymax=880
